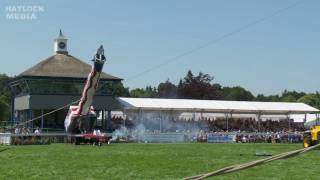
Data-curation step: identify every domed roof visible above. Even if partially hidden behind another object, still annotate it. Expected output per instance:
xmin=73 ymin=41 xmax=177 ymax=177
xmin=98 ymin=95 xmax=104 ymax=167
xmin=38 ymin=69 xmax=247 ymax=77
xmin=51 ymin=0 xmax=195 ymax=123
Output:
xmin=18 ymin=53 xmax=121 ymax=81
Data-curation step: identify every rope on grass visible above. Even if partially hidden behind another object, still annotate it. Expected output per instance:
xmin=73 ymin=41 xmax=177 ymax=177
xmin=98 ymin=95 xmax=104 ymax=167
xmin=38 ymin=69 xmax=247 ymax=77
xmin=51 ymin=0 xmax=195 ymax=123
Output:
xmin=184 ymin=144 xmax=320 ymax=180
xmin=17 ymin=99 xmax=80 ymax=126
xmin=0 ymin=148 xmax=9 ymax=153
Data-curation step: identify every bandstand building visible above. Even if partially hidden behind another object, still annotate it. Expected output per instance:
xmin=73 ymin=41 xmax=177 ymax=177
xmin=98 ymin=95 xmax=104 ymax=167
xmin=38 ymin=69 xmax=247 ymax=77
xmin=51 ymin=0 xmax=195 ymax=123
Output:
xmin=9 ymin=31 xmax=122 ymax=132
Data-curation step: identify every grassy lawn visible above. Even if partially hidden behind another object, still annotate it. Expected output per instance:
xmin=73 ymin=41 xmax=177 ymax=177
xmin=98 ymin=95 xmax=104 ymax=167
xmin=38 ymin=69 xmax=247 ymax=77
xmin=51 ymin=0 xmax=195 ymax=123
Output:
xmin=0 ymin=143 xmax=318 ymax=180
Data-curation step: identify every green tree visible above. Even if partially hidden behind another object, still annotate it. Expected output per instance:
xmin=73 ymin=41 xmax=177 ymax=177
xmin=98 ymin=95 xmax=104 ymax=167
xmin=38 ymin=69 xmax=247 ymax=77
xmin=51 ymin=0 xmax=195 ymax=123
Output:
xmin=177 ymin=70 xmax=222 ymax=100
xmin=0 ymin=95 xmax=10 ymax=121
xmin=298 ymin=93 xmax=320 ymax=109
xmin=157 ymin=79 xmax=177 ymax=98
xmin=298 ymin=94 xmax=315 ymax=105
xmin=281 ymin=94 xmax=296 ymax=102
xmin=0 ymin=74 xmax=11 ymax=102
xmin=255 ymin=94 xmax=270 ymax=101
xmin=108 ymin=82 xmax=130 ymax=97
xmin=0 ymin=74 xmax=11 ymax=122
xmin=130 ymin=86 xmax=157 ymax=98
xmin=222 ymin=86 xmax=254 ymax=101
xmin=280 ymin=90 xmax=306 ymax=102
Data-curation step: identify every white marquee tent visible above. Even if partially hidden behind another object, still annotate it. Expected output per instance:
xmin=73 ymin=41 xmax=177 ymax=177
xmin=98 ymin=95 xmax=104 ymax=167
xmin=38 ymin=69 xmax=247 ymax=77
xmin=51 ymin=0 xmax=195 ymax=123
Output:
xmin=115 ymin=98 xmax=319 ymax=131
xmin=117 ymin=97 xmax=319 ymax=115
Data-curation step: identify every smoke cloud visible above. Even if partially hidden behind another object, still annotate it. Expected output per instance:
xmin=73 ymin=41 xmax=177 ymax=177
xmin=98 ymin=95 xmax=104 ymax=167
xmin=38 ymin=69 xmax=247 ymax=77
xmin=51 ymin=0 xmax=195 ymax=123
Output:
xmin=111 ymin=111 xmax=207 ymax=143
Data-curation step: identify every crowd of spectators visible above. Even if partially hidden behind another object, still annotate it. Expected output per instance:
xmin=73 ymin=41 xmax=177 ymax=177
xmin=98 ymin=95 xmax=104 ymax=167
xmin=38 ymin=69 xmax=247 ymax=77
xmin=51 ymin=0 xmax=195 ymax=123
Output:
xmin=207 ymin=118 xmax=305 ymax=133
xmin=195 ymin=131 xmax=303 ymax=143
xmin=235 ymin=132 xmax=303 ymax=143
xmin=111 ymin=116 xmax=306 ymax=143
xmin=112 ymin=116 xmax=305 ymax=132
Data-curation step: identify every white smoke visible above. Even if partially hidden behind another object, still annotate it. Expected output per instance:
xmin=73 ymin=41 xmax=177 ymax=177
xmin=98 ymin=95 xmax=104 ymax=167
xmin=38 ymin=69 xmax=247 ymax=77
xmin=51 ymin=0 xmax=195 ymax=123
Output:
xmin=111 ymin=110 xmax=207 ymax=143
xmin=133 ymin=123 xmax=147 ymax=143
xmin=111 ymin=126 xmax=128 ymax=141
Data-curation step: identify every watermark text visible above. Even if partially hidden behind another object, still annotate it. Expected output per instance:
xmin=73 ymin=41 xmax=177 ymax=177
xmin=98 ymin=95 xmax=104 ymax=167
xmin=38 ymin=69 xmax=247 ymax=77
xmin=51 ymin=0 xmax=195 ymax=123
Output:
xmin=5 ymin=5 xmax=45 ymax=20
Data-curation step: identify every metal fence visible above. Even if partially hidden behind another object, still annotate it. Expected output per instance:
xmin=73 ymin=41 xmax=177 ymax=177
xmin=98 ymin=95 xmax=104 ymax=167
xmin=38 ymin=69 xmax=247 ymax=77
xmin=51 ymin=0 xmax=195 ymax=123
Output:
xmin=0 ymin=133 xmax=68 ymax=145
xmin=0 ymin=132 xmax=304 ymax=145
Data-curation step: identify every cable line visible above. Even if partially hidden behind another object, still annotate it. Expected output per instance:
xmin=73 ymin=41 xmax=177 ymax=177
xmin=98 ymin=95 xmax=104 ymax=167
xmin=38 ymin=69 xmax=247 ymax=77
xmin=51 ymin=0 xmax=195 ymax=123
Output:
xmin=125 ymin=0 xmax=303 ymax=82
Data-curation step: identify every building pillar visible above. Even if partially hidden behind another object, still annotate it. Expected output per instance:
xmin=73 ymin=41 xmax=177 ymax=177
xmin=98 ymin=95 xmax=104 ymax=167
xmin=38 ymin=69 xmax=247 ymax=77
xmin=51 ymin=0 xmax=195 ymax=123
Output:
xmin=107 ymin=110 xmax=112 ymax=132
xmin=17 ymin=110 xmax=20 ymax=124
xmin=26 ymin=110 xmax=29 ymax=128
xmin=41 ymin=109 xmax=44 ymax=130
xmin=101 ymin=110 xmax=105 ymax=130
xmin=22 ymin=110 xmax=25 ymax=127
xmin=10 ymin=90 xmax=15 ymax=123
xmin=29 ymin=110 xmax=33 ymax=130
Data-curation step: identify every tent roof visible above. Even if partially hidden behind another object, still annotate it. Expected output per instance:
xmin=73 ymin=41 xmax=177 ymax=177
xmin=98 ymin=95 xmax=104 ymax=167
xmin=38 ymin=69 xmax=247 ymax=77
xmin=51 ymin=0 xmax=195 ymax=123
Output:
xmin=117 ymin=97 xmax=319 ymax=114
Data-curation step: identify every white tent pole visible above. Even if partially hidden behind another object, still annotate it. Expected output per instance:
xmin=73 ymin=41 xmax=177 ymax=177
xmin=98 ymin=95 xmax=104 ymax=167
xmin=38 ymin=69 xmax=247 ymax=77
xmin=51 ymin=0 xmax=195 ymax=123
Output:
xmin=257 ymin=112 xmax=262 ymax=133
xmin=123 ymin=109 xmax=126 ymax=128
xmin=139 ymin=108 xmax=142 ymax=124
xmin=159 ymin=110 xmax=162 ymax=133
xmin=230 ymin=111 xmax=233 ymax=132
xmin=304 ymin=113 xmax=307 ymax=124
xmin=286 ymin=112 xmax=291 ymax=131
xmin=225 ymin=113 xmax=229 ymax=132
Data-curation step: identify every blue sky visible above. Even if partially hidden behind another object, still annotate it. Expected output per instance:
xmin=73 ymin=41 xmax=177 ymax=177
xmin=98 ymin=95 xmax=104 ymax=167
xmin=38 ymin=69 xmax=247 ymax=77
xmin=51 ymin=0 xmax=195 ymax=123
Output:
xmin=0 ymin=0 xmax=319 ymax=95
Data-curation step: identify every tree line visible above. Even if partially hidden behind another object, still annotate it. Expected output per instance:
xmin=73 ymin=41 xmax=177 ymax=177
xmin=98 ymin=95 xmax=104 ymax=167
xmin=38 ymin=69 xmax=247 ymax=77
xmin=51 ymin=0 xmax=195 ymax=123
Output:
xmin=124 ymin=70 xmax=320 ymax=109
xmin=0 ymin=71 xmax=319 ymax=121
xmin=0 ymin=74 xmax=12 ymax=122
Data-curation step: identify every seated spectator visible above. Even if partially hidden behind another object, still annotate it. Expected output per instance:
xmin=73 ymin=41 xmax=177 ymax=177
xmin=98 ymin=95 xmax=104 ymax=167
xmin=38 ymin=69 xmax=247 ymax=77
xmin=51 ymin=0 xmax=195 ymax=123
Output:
xmin=34 ymin=128 xmax=40 ymax=134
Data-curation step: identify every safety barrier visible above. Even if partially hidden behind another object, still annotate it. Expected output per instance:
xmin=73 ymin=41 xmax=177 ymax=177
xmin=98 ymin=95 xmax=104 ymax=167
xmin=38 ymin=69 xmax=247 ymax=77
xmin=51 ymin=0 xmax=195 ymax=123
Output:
xmin=0 ymin=133 xmax=11 ymax=145
xmin=207 ymin=134 xmax=235 ymax=143
xmin=136 ymin=133 xmax=186 ymax=143
xmin=0 ymin=133 xmax=68 ymax=145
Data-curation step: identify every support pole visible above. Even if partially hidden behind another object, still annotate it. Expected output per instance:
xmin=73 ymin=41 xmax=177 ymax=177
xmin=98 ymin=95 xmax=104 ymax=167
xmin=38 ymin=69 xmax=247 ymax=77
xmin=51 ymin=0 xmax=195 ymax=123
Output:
xmin=304 ymin=113 xmax=307 ymax=124
xmin=287 ymin=113 xmax=291 ymax=131
xmin=30 ymin=110 xmax=33 ymax=130
xmin=10 ymin=90 xmax=15 ymax=123
xmin=159 ymin=110 xmax=162 ymax=133
xmin=123 ymin=110 xmax=126 ymax=128
xmin=257 ymin=112 xmax=262 ymax=133
xmin=138 ymin=108 xmax=142 ymax=124
xmin=225 ymin=113 xmax=229 ymax=132
xmin=107 ymin=110 xmax=112 ymax=132
xmin=286 ymin=113 xmax=291 ymax=143
xmin=193 ymin=110 xmax=196 ymax=131
xmin=102 ymin=110 xmax=105 ymax=130
xmin=230 ymin=112 xmax=233 ymax=132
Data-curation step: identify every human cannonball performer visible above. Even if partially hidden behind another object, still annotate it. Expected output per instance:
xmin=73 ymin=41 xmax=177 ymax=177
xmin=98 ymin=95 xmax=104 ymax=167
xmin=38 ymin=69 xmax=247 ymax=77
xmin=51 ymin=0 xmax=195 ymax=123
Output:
xmin=64 ymin=45 xmax=106 ymax=134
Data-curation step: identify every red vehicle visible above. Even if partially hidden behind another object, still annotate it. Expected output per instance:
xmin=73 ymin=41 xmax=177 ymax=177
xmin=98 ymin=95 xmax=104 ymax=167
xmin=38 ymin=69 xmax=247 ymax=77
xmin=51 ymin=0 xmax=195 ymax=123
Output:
xmin=72 ymin=133 xmax=112 ymax=146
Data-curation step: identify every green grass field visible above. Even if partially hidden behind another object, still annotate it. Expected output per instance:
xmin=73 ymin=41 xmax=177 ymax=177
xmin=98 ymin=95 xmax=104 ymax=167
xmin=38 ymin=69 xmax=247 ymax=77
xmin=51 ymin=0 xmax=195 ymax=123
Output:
xmin=0 ymin=143 xmax=318 ymax=180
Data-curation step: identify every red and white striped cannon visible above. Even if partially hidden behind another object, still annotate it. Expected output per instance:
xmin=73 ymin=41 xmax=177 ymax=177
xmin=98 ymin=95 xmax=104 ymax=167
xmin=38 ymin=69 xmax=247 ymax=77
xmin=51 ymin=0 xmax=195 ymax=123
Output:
xmin=64 ymin=45 xmax=106 ymax=134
